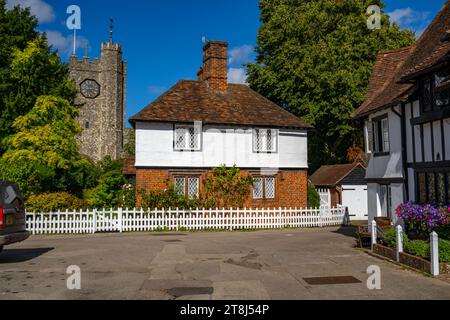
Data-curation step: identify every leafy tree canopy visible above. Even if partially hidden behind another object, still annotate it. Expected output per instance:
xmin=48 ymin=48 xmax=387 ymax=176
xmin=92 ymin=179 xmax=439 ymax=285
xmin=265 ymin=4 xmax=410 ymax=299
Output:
xmin=246 ymin=0 xmax=416 ymax=171
xmin=0 ymin=37 xmax=76 ymax=151
xmin=3 ymin=95 xmax=81 ymax=170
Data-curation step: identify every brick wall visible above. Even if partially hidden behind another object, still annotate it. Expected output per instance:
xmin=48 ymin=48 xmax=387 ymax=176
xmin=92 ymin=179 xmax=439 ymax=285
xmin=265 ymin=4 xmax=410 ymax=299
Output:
xmin=136 ymin=168 xmax=308 ymax=208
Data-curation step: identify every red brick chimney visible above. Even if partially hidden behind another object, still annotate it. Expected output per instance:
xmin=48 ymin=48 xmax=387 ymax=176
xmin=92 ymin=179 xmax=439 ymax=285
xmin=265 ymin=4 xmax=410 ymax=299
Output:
xmin=197 ymin=41 xmax=228 ymax=91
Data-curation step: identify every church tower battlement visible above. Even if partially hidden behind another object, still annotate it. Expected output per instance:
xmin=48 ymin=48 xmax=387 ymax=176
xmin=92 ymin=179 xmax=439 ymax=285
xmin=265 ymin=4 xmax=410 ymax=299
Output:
xmin=69 ymin=40 xmax=127 ymax=162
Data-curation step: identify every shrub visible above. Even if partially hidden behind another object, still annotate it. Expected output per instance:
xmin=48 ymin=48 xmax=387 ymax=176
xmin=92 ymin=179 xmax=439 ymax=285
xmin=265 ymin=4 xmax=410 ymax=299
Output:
xmin=307 ymin=184 xmax=321 ymax=209
xmin=139 ymin=185 xmax=209 ymax=210
xmin=439 ymin=240 xmax=450 ymax=263
xmin=404 ymin=240 xmax=430 ymax=259
xmin=204 ymin=165 xmax=253 ymax=208
xmin=26 ymin=192 xmax=87 ymax=212
xmin=382 ymin=228 xmax=409 ymax=249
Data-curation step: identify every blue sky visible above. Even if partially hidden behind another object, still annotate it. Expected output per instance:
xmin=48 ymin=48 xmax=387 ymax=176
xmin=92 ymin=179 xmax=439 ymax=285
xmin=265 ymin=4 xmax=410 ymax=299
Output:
xmin=5 ymin=0 xmax=447 ymax=127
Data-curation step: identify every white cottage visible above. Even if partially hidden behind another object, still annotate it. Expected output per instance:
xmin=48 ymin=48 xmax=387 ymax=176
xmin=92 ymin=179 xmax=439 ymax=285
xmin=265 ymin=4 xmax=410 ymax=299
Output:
xmin=353 ymin=1 xmax=450 ymax=224
xmin=129 ymin=41 xmax=312 ymax=208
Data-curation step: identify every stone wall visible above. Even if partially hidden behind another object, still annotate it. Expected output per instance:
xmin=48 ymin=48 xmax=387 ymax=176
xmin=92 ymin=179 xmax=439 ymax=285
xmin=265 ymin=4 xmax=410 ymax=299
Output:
xmin=68 ymin=41 xmax=126 ymax=162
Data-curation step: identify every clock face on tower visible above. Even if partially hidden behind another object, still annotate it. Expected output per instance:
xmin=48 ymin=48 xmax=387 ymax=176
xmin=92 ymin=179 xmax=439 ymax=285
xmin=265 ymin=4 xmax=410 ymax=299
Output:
xmin=80 ymin=79 xmax=100 ymax=99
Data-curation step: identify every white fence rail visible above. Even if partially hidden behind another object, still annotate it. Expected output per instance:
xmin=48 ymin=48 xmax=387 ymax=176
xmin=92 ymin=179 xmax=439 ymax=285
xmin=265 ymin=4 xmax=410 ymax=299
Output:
xmin=26 ymin=207 xmax=349 ymax=235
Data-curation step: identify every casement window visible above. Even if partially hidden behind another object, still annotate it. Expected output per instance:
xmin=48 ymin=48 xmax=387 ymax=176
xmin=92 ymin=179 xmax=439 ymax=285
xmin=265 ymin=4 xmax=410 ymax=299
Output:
xmin=416 ymin=170 xmax=450 ymax=204
xmin=253 ymin=129 xmax=278 ymax=153
xmin=253 ymin=176 xmax=276 ymax=200
xmin=369 ymin=116 xmax=389 ymax=154
xmin=174 ymin=176 xmax=200 ymax=199
xmin=379 ymin=184 xmax=392 ymax=218
xmin=420 ymin=69 xmax=450 ymax=114
xmin=174 ymin=124 xmax=201 ymax=151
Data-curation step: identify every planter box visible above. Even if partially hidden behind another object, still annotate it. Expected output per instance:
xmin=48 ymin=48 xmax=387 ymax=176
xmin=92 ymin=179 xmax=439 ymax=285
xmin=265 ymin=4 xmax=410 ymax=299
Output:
xmin=372 ymin=244 xmax=450 ymax=275
xmin=399 ymin=251 xmax=430 ymax=274
xmin=373 ymin=244 xmax=396 ymax=261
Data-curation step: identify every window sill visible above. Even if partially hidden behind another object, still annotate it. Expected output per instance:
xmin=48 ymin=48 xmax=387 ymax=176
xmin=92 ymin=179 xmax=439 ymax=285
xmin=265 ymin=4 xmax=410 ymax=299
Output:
xmin=373 ymin=152 xmax=390 ymax=158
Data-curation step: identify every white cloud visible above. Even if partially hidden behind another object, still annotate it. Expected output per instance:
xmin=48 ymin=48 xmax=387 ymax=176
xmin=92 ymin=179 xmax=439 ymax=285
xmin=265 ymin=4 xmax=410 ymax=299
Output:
xmin=6 ymin=0 xmax=55 ymax=23
xmin=45 ymin=30 xmax=90 ymax=57
xmin=148 ymin=85 xmax=167 ymax=95
xmin=388 ymin=7 xmax=430 ymax=35
xmin=228 ymin=68 xmax=248 ymax=85
xmin=228 ymin=44 xmax=254 ymax=65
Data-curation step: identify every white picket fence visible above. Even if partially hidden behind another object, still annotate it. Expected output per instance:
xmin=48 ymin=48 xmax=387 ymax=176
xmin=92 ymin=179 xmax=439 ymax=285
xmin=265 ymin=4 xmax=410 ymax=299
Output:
xmin=25 ymin=206 xmax=349 ymax=235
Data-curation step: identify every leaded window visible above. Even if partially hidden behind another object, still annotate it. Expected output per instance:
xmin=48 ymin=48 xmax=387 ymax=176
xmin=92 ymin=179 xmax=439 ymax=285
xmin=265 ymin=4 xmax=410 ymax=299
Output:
xmin=253 ymin=176 xmax=276 ymax=200
xmin=174 ymin=176 xmax=199 ymax=199
xmin=253 ymin=177 xmax=263 ymax=199
xmin=174 ymin=125 xmax=201 ymax=151
xmin=417 ymin=171 xmax=450 ymax=204
xmin=253 ymin=129 xmax=278 ymax=153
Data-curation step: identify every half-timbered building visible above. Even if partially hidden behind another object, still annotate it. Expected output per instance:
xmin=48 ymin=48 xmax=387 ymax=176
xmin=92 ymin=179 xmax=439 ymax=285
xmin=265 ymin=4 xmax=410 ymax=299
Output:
xmin=353 ymin=1 xmax=450 ymax=223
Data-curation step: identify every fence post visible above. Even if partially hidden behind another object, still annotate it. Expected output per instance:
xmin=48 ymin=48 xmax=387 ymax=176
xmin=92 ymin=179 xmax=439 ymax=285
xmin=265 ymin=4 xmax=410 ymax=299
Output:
xmin=371 ymin=220 xmax=377 ymax=251
xmin=430 ymin=231 xmax=439 ymax=277
xmin=118 ymin=208 xmax=123 ymax=233
xmin=396 ymin=225 xmax=403 ymax=262
xmin=93 ymin=209 xmax=97 ymax=234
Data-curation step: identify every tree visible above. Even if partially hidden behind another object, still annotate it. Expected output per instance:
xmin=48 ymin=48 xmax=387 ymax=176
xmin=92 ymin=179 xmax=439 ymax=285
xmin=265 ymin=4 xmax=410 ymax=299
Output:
xmin=1 ymin=95 xmax=95 ymax=197
xmin=0 ymin=0 xmax=38 ymax=68
xmin=246 ymin=0 xmax=416 ymax=172
xmin=0 ymin=37 xmax=76 ymax=152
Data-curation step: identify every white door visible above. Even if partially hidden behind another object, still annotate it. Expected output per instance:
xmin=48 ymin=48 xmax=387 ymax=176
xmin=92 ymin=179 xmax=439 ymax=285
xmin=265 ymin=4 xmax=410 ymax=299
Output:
xmin=342 ymin=185 xmax=368 ymax=221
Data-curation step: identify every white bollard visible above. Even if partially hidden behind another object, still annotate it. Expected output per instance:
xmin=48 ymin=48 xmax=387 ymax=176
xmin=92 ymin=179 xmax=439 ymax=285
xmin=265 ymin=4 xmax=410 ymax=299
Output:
xmin=371 ymin=220 xmax=377 ymax=251
xmin=396 ymin=225 xmax=403 ymax=262
xmin=430 ymin=231 xmax=439 ymax=277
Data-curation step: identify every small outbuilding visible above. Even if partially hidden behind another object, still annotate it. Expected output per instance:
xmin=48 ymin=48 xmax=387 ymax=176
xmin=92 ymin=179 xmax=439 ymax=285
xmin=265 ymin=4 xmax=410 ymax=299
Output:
xmin=310 ymin=162 xmax=368 ymax=221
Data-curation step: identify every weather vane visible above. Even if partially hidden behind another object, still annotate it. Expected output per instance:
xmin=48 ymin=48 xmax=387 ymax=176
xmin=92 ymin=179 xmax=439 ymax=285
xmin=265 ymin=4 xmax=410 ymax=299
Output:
xmin=109 ymin=17 xmax=114 ymax=43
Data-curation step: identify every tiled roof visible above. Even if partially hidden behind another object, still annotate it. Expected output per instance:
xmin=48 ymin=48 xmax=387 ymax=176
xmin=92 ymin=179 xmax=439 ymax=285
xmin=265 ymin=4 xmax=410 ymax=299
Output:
xmin=129 ymin=80 xmax=312 ymax=129
xmin=354 ymin=0 xmax=450 ymax=118
xmin=310 ymin=163 xmax=364 ymax=187
xmin=352 ymin=46 xmax=415 ymax=118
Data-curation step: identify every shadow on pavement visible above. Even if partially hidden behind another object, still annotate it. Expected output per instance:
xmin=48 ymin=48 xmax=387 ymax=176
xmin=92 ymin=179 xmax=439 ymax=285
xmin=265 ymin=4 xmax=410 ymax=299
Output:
xmin=0 ymin=248 xmax=54 ymax=264
xmin=332 ymin=225 xmax=357 ymax=238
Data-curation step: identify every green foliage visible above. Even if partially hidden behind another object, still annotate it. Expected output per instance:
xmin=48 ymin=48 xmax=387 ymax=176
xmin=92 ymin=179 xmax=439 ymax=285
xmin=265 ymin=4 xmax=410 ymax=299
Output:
xmin=0 ymin=158 xmax=55 ymax=198
xmin=139 ymin=185 xmax=206 ymax=210
xmin=307 ymin=184 xmax=320 ymax=208
xmin=383 ymin=229 xmax=450 ymax=263
xmin=25 ymin=192 xmax=87 ymax=212
xmin=0 ymin=0 xmax=38 ymax=68
xmin=204 ymin=165 xmax=253 ymax=208
xmin=88 ymin=158 xmax=127 ymax=209
xmin=0 ymin=38 xmax=76 ymax=150
xmin=3 ymin=95 xmax=81 ymax=169
xmin=439 ymin=240 xmax=450 ymax=263
xmin=246 ymin=0 xmax=416 ymax=171
xmin=123 ymin=129 xmax=135 ymax=156
xmin=404 ymin=240 xmax=430 ymax=259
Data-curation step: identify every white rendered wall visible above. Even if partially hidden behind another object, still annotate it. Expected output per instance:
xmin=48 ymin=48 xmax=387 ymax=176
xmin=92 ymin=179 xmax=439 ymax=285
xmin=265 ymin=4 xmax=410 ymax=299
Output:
xmin=365 ymin=106 xmax=404 ymax=180
xmin=135 ymin=122 xmax=308 ymax=169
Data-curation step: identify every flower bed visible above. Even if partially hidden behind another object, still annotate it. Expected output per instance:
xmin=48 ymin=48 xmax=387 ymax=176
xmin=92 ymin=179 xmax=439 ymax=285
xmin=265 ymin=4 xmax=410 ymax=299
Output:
xmin=396 ymin=203 xmax=450 ymax=240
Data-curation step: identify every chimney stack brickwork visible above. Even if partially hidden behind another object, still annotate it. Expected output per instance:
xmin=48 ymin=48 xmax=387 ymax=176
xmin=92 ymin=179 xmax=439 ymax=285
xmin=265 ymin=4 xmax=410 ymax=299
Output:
xmin=199 ymin=41 xmax=228 ymax=91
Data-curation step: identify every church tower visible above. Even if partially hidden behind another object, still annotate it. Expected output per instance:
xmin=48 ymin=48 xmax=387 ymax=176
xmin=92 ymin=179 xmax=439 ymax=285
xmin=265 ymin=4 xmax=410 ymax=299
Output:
xmin=68 ymin=37 xmax=127 ymax=162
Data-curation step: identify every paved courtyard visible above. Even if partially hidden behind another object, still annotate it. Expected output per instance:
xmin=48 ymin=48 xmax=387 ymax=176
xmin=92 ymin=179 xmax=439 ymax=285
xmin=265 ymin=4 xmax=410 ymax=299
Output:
xmin=1 ymin=227 xmax=450 ymax=300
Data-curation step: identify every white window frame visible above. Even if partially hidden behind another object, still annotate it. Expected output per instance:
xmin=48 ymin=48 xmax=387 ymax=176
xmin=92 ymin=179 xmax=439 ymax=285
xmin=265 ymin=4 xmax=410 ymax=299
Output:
xmin=253 ymin=129 xmax=278 ymax=153
xmin=174 ymin=124 xmax=202 ymax=151
xmin=371 ymin=115 xmax=390 ymax=154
